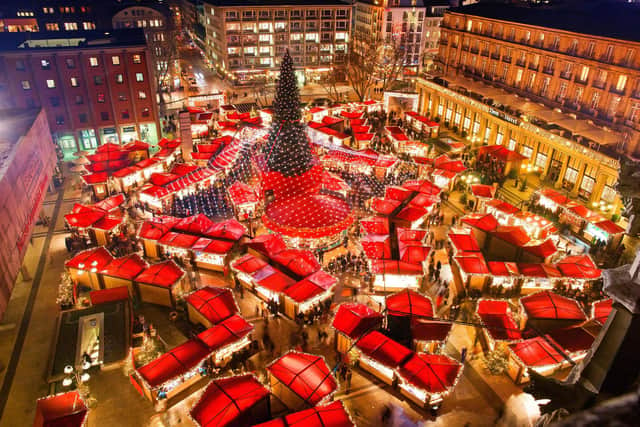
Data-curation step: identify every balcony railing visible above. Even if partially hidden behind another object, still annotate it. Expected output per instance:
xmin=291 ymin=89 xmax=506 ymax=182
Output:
xmin=528 ymin=63 xmax=539 ymax=71
xmin=481 ymin=50 xmax=489 ymax=57
xmin=491 ymin=53 xmax=500 ymax=60
xmin=592 ymin=80 xmax=606 ymax=90
xmin=610 ymin=87 xmax=626 ymax=96
xmin=574 ymin=77 xmax=588 ymax=85
xmin=503 ymin=56 xmax=512 ymax=63
xmin=470 ymin=47 xmax=479 ymax=54
xmin=516 ymin=59 xmax=526 ymax=67
xmin=559 ymin=71 xmax=571 ymax=80
xmin=542 ymin=67 xmax=555 ymax=75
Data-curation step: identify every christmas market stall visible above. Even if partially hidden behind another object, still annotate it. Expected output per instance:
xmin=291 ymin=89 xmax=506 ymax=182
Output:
xmin=591 ymin=298 xmax=613 ymax=325
xmin=189 ymin=374 xmax=270 ymax=427
xmin=397 ymin=353 xmax=462 ymax=409
xmin=195 ymin=314 xmax=254 ymax=366
xmin=138 ymin=216 xmax=181 ymax=258
xmin=371 ymin=260 xmax=425 ymax=292
xmin=519 ymin=290 xmax=587 ymax=333
xmin=100 ymin=253 xmax=148 ymax=294
xmin=267 ymin=351 xmax=337 ymax=411
xmin=385 ymin=290 xmax=434 ymax=343
xmin=253 ymin=401 xmax=354 ymax=427
xmin=411 ymin=319 xmax=453 ymax=353
xmin=484 ymin=199 xmax=520 ymax=225
xmin=476 ymin=300 xmax=522 ymax=351
xmin=282 ymin=270 xmax=337 ymax=319
xmin=405 ymin=111 xmax=439 ymax=137
xmin=33 ymin=391 xmax=88 ymax=427
xmin=64 ymin=247 xmax=114 ymax=289
xmin=331 ymin=303 xmax=383 ymax=354
xmin=231 ymin=254 xmax=270 ymax=289
xmin=134 ymin=260 xmax=186 ymax=307
xmin=470 ymin=184 xmax=496 ymax=212
xmin=185 ymin=286 xmax=239 ymax=328
xmin=354 ymin=330 xmax=412 ymax=386
xmin=228 ymin=181 xmax=261 ymax=221
xmin=477 ymin=145 xmax=527 ymax=177
xmin=64 ymin=205 xmax=123 ymax=247
xmin=451 ymin=252 xmax=490 ymax=292
xmin=506 ymin=336 xmax=567 ymax=385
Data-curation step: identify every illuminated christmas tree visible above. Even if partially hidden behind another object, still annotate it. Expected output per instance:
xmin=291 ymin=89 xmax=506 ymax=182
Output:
xmin=264 ymin=51 xmax=313 ymax=177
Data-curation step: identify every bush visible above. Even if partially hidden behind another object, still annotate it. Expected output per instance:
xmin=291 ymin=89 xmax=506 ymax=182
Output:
xmin=444 ymin=121 xmax=450 ymax=128
xmin=434 ymin=116 xmax=441 ymax=123
xmin=507 ymin=169 xmax=518 ymax=180
xmin=461 ymin=130 xmax=468 ymax=138
xmin=452 ymin=125 xmax=459 ymax=133
xmin=611 ymin=213 xmax=620 ymax=222
xmin=460 ymin=192 xmax=468 ymax=205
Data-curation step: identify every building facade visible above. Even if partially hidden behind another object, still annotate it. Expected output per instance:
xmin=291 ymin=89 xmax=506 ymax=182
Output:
xmin=436 ymin=2 xmax=640 ymax=156
xmin=0 ymin=30 xmax=161 ymax=159
xmin=0 ymin=108 xmax=56 ymax=319
xmin=201 ymin=0 xmax=352 ymax=85
xmin=0 ymin=1 xmax=106 ymax=33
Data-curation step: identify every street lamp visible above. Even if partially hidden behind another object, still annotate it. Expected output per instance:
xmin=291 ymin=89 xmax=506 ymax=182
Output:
xmin=592 ymin=200 xmax=615 ymax=214
xmin=520 ymin=163 xmax=539 ymax=192
xmin=460 ymin=174 xmax=480 ymax=192
xmin=62 ymin=363 xmax=91 ymax=388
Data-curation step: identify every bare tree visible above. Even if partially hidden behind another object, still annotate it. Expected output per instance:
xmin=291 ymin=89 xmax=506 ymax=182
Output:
xmin=252 ymin=80 xmax=274 ymax=107
xmin=319 ymin=71 xmax=343 ymax=103
xmin=376 ymin=37 xmax=406 ymax=93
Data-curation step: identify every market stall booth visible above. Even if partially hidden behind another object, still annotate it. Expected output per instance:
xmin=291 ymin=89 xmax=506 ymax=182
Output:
xmin=33 ymin=391 xmax=88 ymax=427
xmin=195 ymin=314 xmax=254 ymax=366
xmin=100 ymin=254 xmax=148 ymax=294
xmin=487 ymin=261 xmax=520 ymax=290
xmin=470 ymin=184 xmax=495 ymax=212
xmin=64 ymin=206 xmax=123 ymax=247
xmin=512 ymin=211 xmax=557 ymax=240
xmin=397 ymin=353 xmax=462 ymax=409
xmin=484 ymin=199 xmax=520 ymax=225
xmin=190 ymin=374 xmax=270 ymax=427
xmin=185 ymin=286 xmax=239 ymax=328
xmin=138 ymin=216 xmax=181 ymax=258
xmin=320 ymin=171 xmax=351 ymax=199
xmin=476 ymin=300 xmax=522 ymax=351
xmin=591 ymin=298 xmax=613 ymax=325
xmin=231 ymin=254 xmax=269 ymax=288
xmin=134 ymin=260 xmax=186 ymax=307
xmin=519 ymin=290 xmax=587 ymax=333
xmin=267 ymin=351 xmax=337 ymax=411
xmin=405 ymin=111 xmax=439 ymax=137
xmin=451 ymin=252 xmax=490 ymax=292
xmin=386 ymin=290 xmax=434 ymax=344
xmin=283 ymin=270 xmax=337 ymax=319
xmin=354 ymin=330 xmax=412 ymax=386
xmin=411 ymin=319 xmax=452 ymax=353
xmin=477 ymin=145 xmax=526 ymax=177
xmin=332 ymin=303 xmax=383 ymax=354
xmin=371 ymin=260 xmax=424 ymax=292
xmin=253 ymin=401 xmax=354 ymax=427
xmin=251 ymin=265 xmax=296 ymax=304
xmin=385 ymin=126 xmax=410 ymax=152
xmin=506 ymin=336 xmax=567 ymax=384
xmin=64 ymin=247 xmax=114 ymax=289
xmin=351 ymin=132 xmax=374 ymax=150
xmin=228 ymin=181 xmax=261 ymax=220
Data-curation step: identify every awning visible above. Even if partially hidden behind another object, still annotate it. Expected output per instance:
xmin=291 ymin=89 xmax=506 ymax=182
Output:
xmin=398 ymin=353 xmax=461 ymax=394
xmin=158 ymin=232 xmax=200 ymax=249
xmin=253 ymin=266 xmax=296 ymax=293
xmin=455 ymin=252 xmax=489 ymax=275
xmin=267 ymin=352 xmax=336 ymax=406
xmin=356 ymin=331 xmax=412 ymax=368
xmin=232 ymin=254 xmax=269 ymax=275
xmin=461 ymin=213 xmax=499 ymax=232
xmin=520 ymin=291 xmax=586 ymax=322
xmin=138 ymin=216 xmax=180 ymax=240
xmin=331 ymin=303 xmax=382 ymax=339
xmin=508 ymin=336 xmax=565 ymax=368
xmin=185 ymin=287 xmax=239 ymax=325
xmin=174 ymin=214 xmax=216 ymax=236
xmin=271 ymin=249 xmax=321 ymax=278
xmin=361 ymin=234 xmax=391 ymax=260
xmin=448 ymin=233 xmax=481 ymax=253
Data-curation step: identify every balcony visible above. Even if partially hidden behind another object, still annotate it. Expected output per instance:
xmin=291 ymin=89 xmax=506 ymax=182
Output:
xmin=599 ymin=54 xmax=614 ymax=64
xmin=470 ymin=47 xmax=479 ymax=54
xmin=461 ymin=45 xmax=469 ymax=51
xmin=491 ymin=53 xmax=500 ymax=60
xmin=481 ymin=50 xmax=489 ymax=57
xmin=533 ymin=40 xmax=544 ymax=48
xmin=528 ymin=63 xmax=539 ymax=71
xmin=519 ymin=37 xmax=529 ymax=44
xmin=582 ymin=50 xmax=595 ymax=59
xmin=242 ymin=15 xmax=256 ymax=21
xmin=439 ymin=39 xmax=448 ymax=46
xmin=574 ymin=77 xmax=588 ymax=85
xmin=542 ymin=67 xmax=555 ymax=75
xmin=503 ymin=56 xmax=512 ymax=63
xmin=632 ymin=90 xmax=640 ymax=99
xmin=610 ymin=86 xmax=626 ymax=96
xmin=592 ymin=80 xmax=606 ymax=90
xmin=516 ymin=59 xmax=526 ymax=67
xmin=559 ymin=71 xmax=571 ymax=80
xmin=566 ymin=48 xmax=578 ymax=57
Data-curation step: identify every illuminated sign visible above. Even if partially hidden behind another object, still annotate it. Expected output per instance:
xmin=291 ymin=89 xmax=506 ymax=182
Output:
xmin=488 ymin=108 xmax=521 ymax=126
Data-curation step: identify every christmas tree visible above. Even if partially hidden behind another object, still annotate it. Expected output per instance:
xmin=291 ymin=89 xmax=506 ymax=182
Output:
xmin=264 ymin=51 xmax=313 ymax=177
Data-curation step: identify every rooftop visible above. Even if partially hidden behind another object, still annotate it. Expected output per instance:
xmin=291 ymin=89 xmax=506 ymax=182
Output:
xmin=0 ymin=108 xmax=41 ymax=180
xmin=207 ymin=0 xmax=351 ymax=6
xmin=450 ymin=1 xmax=640 ymax=43
xmin=0 ymin=29 xmax=147 ymax=52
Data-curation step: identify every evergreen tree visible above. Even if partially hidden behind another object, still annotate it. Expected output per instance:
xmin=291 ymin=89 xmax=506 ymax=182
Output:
xmin=264 ymin=51 xmax=313 ymax=176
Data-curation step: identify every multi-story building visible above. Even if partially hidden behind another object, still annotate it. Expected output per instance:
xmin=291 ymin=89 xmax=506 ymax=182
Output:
xmin=417 ymin=2 xmax=640 ymax=212
xmin=355 ymin=0 xmax=438 ymax=76
xmin=0 ymin=1 xmax=106 ymax=32
xmin=0 ymin=108 xmax=56 ymax=319
xmin=201 ymin=0 xmax=352 ymax=85
xmin=422 ymin=1 xmax=449 ymax=72
xmin=0 ymin=30 xmax=161 ymax=159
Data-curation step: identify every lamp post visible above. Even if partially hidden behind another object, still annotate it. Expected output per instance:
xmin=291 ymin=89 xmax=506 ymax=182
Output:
xmin=62 ymin=363 xmax=93 ymax=407
xmin=592 ymin=200 xmax=615 ymax=216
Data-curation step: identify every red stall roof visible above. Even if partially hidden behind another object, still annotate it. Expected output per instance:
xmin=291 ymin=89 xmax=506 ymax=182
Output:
xmin=370 ymin=259 xmax=423 ymax=275
xmin=271 ymin=249 xmax=321 ymax=278
xmin=477 ymin=300 xmax=522 ymax=341
xmin=228 ymin=181 xmax=259 ymax=205
xmin=232 ymin=254 xmax=269 ymax=275
xmin=399 ymin=243 xmax=431 ymax=264
xmin=186 ymin=287 xmax=239 ymax=325
xmin=508 ymin=337 xmax=565 ymax=367
xmin=135 ymin=260 xmax=184 ymax=288
xmin=371 ymin=198 xmax=401 ymax=215
xmin=521 ymin=291 xmax=586 ymax=322
xmin=81 ymin=172 xmax=109 ymax=185
xmin=455 ymin=252 xmax=490 ymax=275
xmin=556 ymin=261 xmax=601 ymax=280
xmin=137 ymin=339 xmax=210 ymax=388
xmin=158 ymin=232 xmax=200 ymax=249
xmin=402 ymin=179 xmax=442 ymax=197
xmin=194 ymin=238 xmax=235 ymax=254
xmin=356 ymin=331 xmax=412 ymax=367
xmin=253 ymin=267 xmax=296 ymax=294
xmin=196 ymin=315 xmax=254 ymax=352
xmin=398 ymin=353 xmax=461 ymax=395
xmin=65 ymin=247 xmax=114 ymax=270
xmin=547 ymin=326 xmax=595 ymax=354
xmin=247 ymin=234 xmax=288 ymax=257
xmin=361 ymin=217 xmax=390 ymax=235
xmin=397 ymin=228 xmax=427 ymax=243
xmin=592 ymin=298 xmax=613 ymax=325
xmin=92 ymin=216 xmax=123 ymax=231
xmin=470 ymin=184 xmax=495 ymax=199
xmin=191 ymin=374 xmax=269 ymax=427
xmin=138 ymin=216 xmax=180 ymax=240
xmin=448 ymin=233 xmax=480 ymax=253
xmin=488 ymin=261 xmax=519 ymax=277
xmin=150 ymin=172 xmax=180 ymax=186
xmin=93 ymin=193 xmax=126 ymax=212
xmin=174 ymin=214 xmax=216 ymax=235
xmin=522 ymin=239 xmax=557 ymax=259
xmin=254 ymin=401 xmax=354 ymax=427
xmin=64 ymin=209 xmax=105 ymax=229
xmin=101 ymin=254 xmax=147 ymax=280
xmin=411 ymin=319 xmax=452 ymax=342
xmin=539 ymin=188 xmax=571 ymax=206
xmin=517 ymin=263 xmax=561 ymax=278
xmin=461 ymin=213 xmax=499 ymax=232
xmin=89 ymin=286 xmax=129 ymax=305
xmin=267 ymin=352 xmax=336 ymax=406
xmin=34 ymin=391 xmax=88 ymax=427
xmin=332 ymin=303 xmax=382 ymax=339
xmin=206 ymin=219 xmax=247 ymax=241
xmin=285 ymin=271 xmax=337 ymax=303
xmin=386 ymin=290 xmax=434 ymax=318
xmin=486 ymin=199 xmax=521 ymax=215
xmin=593 ymin=219 xmax=625 ymax=235
xmin=361 ymin=234 xmax=391 ymax=260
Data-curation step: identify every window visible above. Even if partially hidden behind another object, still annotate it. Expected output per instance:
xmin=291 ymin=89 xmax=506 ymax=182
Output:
xmin=118 ymin=93 xmax=128 ymax=101
xmin=46 ymin=79 xmax=56 ymax=89
xmin=66 ymin=58 xmax=75 ymax=69
xmin=135 ymin=73 xmax=144 ymax=82
xmin=41 ymin=59 xmax=50 ymax=69
xmin=89 ymin=57 xmax=99 ymax=67
xmin=15 ymin=60 xmax=25 ymax=71
xmin=616 ymin=75 xmax=627 ymax=92
xmin=50 ymin=97 xmax=60 ymax=107
xmin=121 ymin=110 xmax=130 ymax=120
xmin=79 ymin=113 xmax=87 ymax=123
xmin=21 ymin=80 xmax=31 ymax=90
xmin=82 ymin=22 xmax=95 ymax=30
xmin=70 ymin=77 xmax=79 ymax=87
xmin=133 ymin=54 xmax=142 ymax=64
xmin=579 ymin=66 xmax=589 ymax=82
xmin=55 ymin=115 xmax=64 ymax=125
xmin=111 ymin=56 xmax=120 ymax=65
xmin=97 ymin=93 xmax=105 ymax=103
xmin=115 ymin=74 xmax=124 ymax=84
xmin=45 ymin=23 xmax=59 ymax=31
xmin=64 ymin=22 xmax=78 ymax=30
xmin=75 ymin=95 xmax=83 ymax=104
xmin=100 ymin=112 xmax=109 ymax=121
xmin=142 ymin=108 xmax=150 ymax=118
xmin=94 ymin=75 xmax=103 ymax=85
